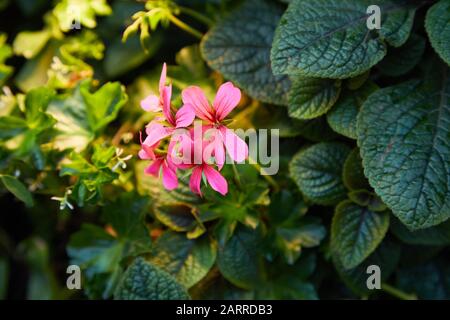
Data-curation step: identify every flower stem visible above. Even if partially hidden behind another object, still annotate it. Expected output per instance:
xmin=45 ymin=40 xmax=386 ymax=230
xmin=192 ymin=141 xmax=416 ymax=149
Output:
xmin=382 ymin=283 xmax=417 ymax=300
xmin=168 ymin=14 xmax=203 ymax=39
xmin=179 ymin=6 xmax=214 ymax=27
xmin=231 ymin=162 xmax=242 ymax=190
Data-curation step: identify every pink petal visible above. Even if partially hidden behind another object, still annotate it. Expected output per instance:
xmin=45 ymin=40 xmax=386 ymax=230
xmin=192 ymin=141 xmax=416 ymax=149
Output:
xmin=219 ymin=126 xmax=248 ymax=163
xmin=162 ymin=161 xmax=178 ymax=190
xmin=182 ymin=86 xmax=214 ymax=122
xmin=162 ymin=85 xmax=175 ymax=125
xmin=141 ymin=95 xmax=161 ymax=112
xmin=189 ymin=166 xmax=203 ymax=196
xmin=214 ymin=82 xmax=241 ymax=121
xmin=145 ymin=159 xmax=163 ymax=177
xmin=175 ymin=104 xmax=195 ymax=128
xmin=145 ymin=122 xmax=173 ymax=147
xmin=203 ymin=165 xmax=228 ymax=196
xmin=214 ymin=138 xmax=225 ymax=170
xmin=159 ymin=63 xmax=167 ymax=94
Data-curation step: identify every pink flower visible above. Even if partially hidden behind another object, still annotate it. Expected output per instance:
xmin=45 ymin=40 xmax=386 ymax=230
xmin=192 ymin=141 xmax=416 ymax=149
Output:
xmin=176 ymin=132 xmax=228 ymax=196
xmin=182 ymin=82 xmax=248 ymax=167
xmin=139 ymin=135 xmax=179 ymax=190
xmin=143 ymin=64 xmax=195 ymax=148
xmin=140 ymin=63 xmax=168 ymax=112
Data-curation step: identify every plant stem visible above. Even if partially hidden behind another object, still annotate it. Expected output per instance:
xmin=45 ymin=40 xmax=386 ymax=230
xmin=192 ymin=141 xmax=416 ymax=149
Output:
xmin=231 ymin=162 xmax=242 ymax=190
xmin=382 ymin=283 xmax=417 ymax=300
xmin=179 ymin=6 xmax=214 ymax=27
xmin=168 ymin=14 xmax=203 ymax=39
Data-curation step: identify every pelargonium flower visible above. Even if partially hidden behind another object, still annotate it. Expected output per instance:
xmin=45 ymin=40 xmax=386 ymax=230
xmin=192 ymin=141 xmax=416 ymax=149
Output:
xmin=171 ymin=130 xmax=227 ymax=196
xmin=139 ymin=136 xmax=179 ymax=190
xmin=182 ymin=82 xmax=248 ymax=167
xmin=140 ymin=63 xmax=168 ymax=112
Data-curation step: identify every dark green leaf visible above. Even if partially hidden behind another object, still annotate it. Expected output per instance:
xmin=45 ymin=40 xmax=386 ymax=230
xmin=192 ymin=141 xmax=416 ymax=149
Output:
xmin=271 ymin=0 xmax=417 ymax=78
xmin=114 ymin=258 xmax=189 ymax=300
xmin=288 ymin=77 xmax=341 ymax=120
xmin=342 ymin=148 xmax=370 ymax=190
xmin=331 ymin=200 xmax=390 ymax=269
xmin=201 ymin=0 xmax=290 ymax=105
xmin=0 ymin=175 xmax=34 ymax=207
xmin=289 ymin=142 xmax=351 ymax=205
xmin=391 ymin=217 xmax=450 ymax=246
xmin=426 ymin=0 xmax=450 ymax=66
xmin=357 ymin=67 xmax=450 ymax=230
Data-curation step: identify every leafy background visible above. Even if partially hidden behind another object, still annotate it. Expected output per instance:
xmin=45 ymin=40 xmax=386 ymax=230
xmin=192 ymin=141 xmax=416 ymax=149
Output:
xmin=0 ymin=0 xmax=450 ymax=300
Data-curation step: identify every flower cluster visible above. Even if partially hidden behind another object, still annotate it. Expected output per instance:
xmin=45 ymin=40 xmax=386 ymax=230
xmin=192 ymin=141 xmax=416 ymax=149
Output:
xmin=139 ymin=63 xmax=249 ymax=196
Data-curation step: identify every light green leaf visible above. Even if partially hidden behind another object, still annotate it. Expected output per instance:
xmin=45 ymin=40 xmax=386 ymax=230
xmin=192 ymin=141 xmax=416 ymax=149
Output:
xmin=80 ymin=81 xmax=127 ymax=133
xmin=288 ymin=77 xmax=341 ymax=120
xmin=114 ymin=258 xmax=189 ymax=300
xmin=343 ymin=148 xmax=370 ymax=191
xmin=327 ymin=82 xmax=378 ymax=139
xmin=331 ymin=200 xmax=390 ymax=269
xmin=201 ymin=0 xmax=290 ymax=105
xmin=13 ymin=30 xmax=51 ymax=59
xmin=54 ymin=0 xmax=112 ymax=32
xmin=217 ymin=225 xmax=262 ymax=289
xmin=148 ymin=232 xmax=216 ymax=288
xmin=357 ymin=67 xmax=450 ymax=230
xmin=0 ymin=175 xmax=34 ymax=207
xmin=391 ymin=217 xmax=450 ymax=246
xmin=271 ymin=0 xmax=417 ymax=78
xmin=426 ymin=0 xmax=450 ymax=66
xmin=378 ymin=34 xmax=426 ymax=76
xmin=289 ymin=142 xmax=351 ymax=205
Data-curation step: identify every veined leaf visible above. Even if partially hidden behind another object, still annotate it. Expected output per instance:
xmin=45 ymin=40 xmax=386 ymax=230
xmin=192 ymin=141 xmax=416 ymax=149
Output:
xmin=148 ymin=232 xmax=216 ymax=288
xmin=217 ymin=225 xmax=262 ymax=289
xmin=289 ymin=142 xmax=351 ymax=205
xmin=271 ymin=0 xmax=417 ymax=78
xmin=327 ymin=82 xmax=378 ymax=139
xmin=201 ymin=0 xmax=290 ymax=105
xmin=288 ymin=77 xmax=341 ymax=120
xmin=426 ymin=0 xmax=450 ymax=66
xmin=331 ymin=200 xmax=390 ymax=269
xmin=114 ymin=258 xmax=189 ymax=300
xmin=343 ymin=148 xmax=370 ymax=191
xmin=357 ymin=67 xmax=450 ymax=229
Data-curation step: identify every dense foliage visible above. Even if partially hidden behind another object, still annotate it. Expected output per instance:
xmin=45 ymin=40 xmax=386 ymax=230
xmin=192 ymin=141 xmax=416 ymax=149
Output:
xmin=0 ymin=0 xmax=450 ymax=300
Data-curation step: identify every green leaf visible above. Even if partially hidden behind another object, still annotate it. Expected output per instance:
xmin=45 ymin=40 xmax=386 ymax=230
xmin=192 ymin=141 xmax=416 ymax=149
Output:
xmin=288 ymin=77 xmax=341 ymax=120
xmin=331 ymin=200 xmax=390 ymax=269
xmin=426 ymin=0 xmax=450 ymax=66
xmin=391 ymin=217 xmax=450 ymax=246
xmin=80 ymin=81 xmax=128 ymax=133
xmin=13 ymin=30 xmax=51 ymax=59
xmin=148 ymin=232 xmax=216 ymax=288
xmin=342 ymin=148 xmax=370 ymax=191
xmin=333 ymin=240 xmax=401 ymax=296
xmin=115 ymin=258 xmax=189 ymax=300
xmin=271 ymin=0 xmax=417 ymax=78
xmin=289 ymin=142 xmax=351 ymax=205
xmin=154 ymin=204 xmax=203 ymax=235
xmin=0 ymin=116 xmax=28 ymax=139
xmin=67 ymin=193 xmax=151 ymax=299
xmin=53 ymin=0 xmax=112 ymax=32
xmin=327 ymin=82 xmax=378 ymax=139
xmin=217 ymin=225 xmax=262 ymax=289
xmin=378 ymin=34 xmax=426 ymax=76
xmin=201 ymin=0 xmax=290 ymax=105
xmin=0 ymin=175 xmax=34 ymax=207
xmin=0 ymin=34 xmax=13 ymax=86
xmin=357 ymin=67 xmax=450 ymax=230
